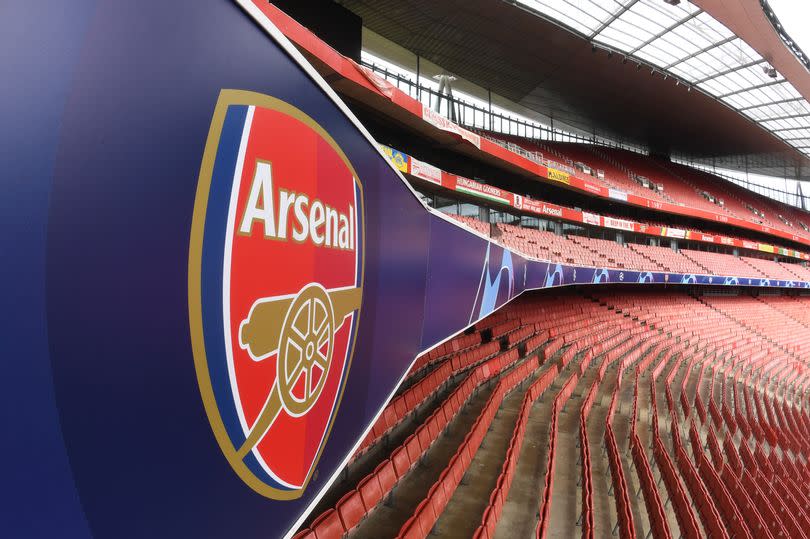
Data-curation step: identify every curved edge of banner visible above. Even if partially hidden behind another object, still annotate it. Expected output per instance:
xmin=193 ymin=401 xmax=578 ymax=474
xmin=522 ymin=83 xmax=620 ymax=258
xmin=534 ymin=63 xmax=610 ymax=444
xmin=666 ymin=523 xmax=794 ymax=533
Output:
xmin=231 ymin=3 xmax=440 ymax=535
xmin=234 ymin=0 xmax=427 ymax=211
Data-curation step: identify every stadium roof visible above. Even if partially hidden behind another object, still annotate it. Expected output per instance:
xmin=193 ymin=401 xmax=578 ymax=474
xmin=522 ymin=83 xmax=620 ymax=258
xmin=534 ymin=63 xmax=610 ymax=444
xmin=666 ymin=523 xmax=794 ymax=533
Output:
xmin=513 ymin=0 xmax=809 ymax=156
xmin=337 ymin=0 xmax=810 ymax=181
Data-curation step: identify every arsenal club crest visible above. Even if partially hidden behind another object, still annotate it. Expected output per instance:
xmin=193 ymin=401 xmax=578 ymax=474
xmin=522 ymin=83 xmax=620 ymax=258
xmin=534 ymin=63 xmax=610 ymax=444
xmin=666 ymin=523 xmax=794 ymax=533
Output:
xmin=189 ymin=90 xmax=364 ymax=500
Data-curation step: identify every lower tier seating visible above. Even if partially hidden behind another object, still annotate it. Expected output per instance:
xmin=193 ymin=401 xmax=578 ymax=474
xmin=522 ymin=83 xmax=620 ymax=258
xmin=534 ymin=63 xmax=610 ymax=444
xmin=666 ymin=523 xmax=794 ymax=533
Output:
xmin=295 ymin=290 xmax=810 ymax=539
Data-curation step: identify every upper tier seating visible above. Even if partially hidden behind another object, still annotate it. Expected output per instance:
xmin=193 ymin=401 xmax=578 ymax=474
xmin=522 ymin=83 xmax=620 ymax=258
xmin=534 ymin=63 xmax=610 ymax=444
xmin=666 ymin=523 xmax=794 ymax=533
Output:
xmin=740 ymin=256 xmax=801 ymax=281
xmin=569 ymin=235 xmax=652 ymax=270
xmin=627 ymin=243 xmax=704 ymax=274
xmin=500 ymin=136 xmax=669 ymax=202
xmin=680 ymin=250 xmax=766 ymax=279
xmin=781 ymin=262 xmax=810 ymax=281
xmin=665 ymin=161 xmax=810 ymax=238
xmin=483 ymin=132 xmax=810 ymax=243
xmin=447 ymin=213 xmax=810 ymax=281
xmin=446 ymin=214 xmax=490 ymax=236
xmin=599 ymin=147 xmax=741 ymax=219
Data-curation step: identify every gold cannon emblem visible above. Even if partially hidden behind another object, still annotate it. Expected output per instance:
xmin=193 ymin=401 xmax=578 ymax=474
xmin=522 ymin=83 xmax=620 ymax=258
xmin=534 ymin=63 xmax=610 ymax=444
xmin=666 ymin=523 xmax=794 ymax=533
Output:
xmin=234 ymin=283 xmax=362 ymax=459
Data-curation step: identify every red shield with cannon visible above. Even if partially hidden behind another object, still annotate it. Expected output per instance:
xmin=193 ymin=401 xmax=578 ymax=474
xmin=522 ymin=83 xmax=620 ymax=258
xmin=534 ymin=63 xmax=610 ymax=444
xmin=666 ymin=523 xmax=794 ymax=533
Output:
xmin=192 ymin=91 xmax=364 ymax=500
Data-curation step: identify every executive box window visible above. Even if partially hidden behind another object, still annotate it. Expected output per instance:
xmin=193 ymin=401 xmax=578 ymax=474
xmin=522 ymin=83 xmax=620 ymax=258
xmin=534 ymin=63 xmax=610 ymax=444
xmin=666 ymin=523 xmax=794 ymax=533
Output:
xmin=459 ymin=202 xmax=480 ymax=218
xmin=434 ymin=195 xmax=459 ymax=215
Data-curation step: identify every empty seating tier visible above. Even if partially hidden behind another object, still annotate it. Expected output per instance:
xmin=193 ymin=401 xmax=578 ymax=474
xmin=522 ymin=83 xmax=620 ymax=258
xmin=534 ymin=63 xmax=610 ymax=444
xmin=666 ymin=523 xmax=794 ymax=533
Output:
xmin=447 ymin=213 xmax=810 ymax=281
xmin=484 ymin=133 xmax=810 ymax=243
xmin=294 ymin=290 xmax=810 ymax=539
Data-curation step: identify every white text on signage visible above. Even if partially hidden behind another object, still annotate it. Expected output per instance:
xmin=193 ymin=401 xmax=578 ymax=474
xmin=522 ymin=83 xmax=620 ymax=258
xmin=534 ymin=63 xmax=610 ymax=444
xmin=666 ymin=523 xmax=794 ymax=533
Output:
xmin=239 ymin=161 xmax=356 ymax=251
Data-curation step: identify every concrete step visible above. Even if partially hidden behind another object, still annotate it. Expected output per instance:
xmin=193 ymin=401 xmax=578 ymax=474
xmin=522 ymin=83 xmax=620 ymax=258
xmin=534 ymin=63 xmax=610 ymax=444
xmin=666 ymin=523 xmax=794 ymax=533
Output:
xmin=353 ymin=383 xmax=497 ymax=539
xmin=432 ymin=370 xmax=535 ymax=537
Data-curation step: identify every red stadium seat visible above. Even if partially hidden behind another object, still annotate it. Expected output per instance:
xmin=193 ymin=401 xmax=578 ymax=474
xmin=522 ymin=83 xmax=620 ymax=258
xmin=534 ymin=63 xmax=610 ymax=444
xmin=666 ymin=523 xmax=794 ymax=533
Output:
xmin=373 ymin=459 xmax=397 ymax=497
xmin=311 ymin=509 xmax=344 ymax=539
xmin=335 ymin=491 xmax=365 ymax=532
xmin=405 ymin=434 xmax=422 ymax=464
xmin=391 ymin=446 xmax=411 ymax=478
xmin=415 ymin=499 xmax=436 ymax=536
xmin=357 ymin=474 xmax=383 ymax=511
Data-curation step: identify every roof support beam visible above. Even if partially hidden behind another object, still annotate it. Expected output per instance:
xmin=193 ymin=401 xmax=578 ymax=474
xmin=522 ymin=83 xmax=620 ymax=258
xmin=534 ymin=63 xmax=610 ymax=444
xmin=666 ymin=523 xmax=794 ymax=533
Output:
xmin=717 ymin=78 xmax=785 ymax=98
xmin=761 ymin=112 xmax=810 ymax=122
xmin=588 ymin=0 xmax=640 ymax=40
xmin=694 ymin=58 xmax=766 ymax=85
xmin=737 ymin=96 xmax=804 ymax=111
xmin=771 ymin=126 xmax=810 ymax=133
xmin=663 ymin=35 xmax=736 ymax=70
xmin=629 ymin=9 xmax=702 ymax=55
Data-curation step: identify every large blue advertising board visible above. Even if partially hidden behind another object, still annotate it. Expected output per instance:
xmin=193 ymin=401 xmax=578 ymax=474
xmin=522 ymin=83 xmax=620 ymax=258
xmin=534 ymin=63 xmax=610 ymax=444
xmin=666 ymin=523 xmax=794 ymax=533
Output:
xmin=1 ymin=1 xmax=809 ymax=537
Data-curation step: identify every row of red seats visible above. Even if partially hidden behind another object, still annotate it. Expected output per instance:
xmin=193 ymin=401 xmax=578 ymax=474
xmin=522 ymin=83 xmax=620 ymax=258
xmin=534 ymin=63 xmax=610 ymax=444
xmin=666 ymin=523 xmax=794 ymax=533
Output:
xmin=629 ymin=367 xmax=671 ymax=539
xmin=410 ymin=331 xmax=482 ymax=376
xmin=473 ymin=310 xmax=510 ymax=332
xmin=649 ymin=352 xmax=702 ymax=539
xmin=297 ymin=349 xmax=521 ymax=539
xmin=524 ymin=331 xmax=551 ymax=358
xmin=361 ymin=361 xmax=453 ymax=452
xmin=355 ymin=340 xmax=501 ymax=457
xmin=473 ymin=365 xmax=558 ymax=539
xmin=397 ymin=354 xmax=536 ymax=538
xmin=604 ymin=358 xmax=635 ymax=539
xmin=535 ymin=370 xmax=578 ymax=538
xmin=504 ymin=324 xmax=535 ymax=348
xmin=678 ymin=354 xmax=699 ymax=419
xmin=540 ymin=338 xmax=563 ymax=362
xmin=490 ymin=319 xmax=520 ymax=340
xmin=579 ymin=379 xmax=598 ymax=539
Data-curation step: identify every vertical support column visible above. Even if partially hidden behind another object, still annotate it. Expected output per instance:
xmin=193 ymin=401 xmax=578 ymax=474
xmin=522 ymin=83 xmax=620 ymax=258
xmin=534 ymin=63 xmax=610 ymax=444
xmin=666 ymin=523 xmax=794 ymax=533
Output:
xmin=416 ymin=54 xmax=421 ymax=103
xmin=488 ymin=88 xmax=492 ymax=132
xmin=479 ymin=205 xmax=490 ymax=225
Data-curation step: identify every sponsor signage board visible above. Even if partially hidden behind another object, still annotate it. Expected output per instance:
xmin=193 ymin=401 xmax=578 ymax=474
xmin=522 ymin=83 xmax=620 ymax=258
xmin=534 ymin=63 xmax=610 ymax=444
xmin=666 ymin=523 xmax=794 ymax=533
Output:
xmin=379 ymin=144 xmax=410 ymax=173
xmin=410 ymin=158 xmax=443 ymax=185
xmin=608 ymin=188 xmax=628 ymax=202
xmin=547 ymin=168 xmax=570 ymax=184
xmin=604 ymin=216 xmax=635 ymax=232
xmin=452 ymin=176 xmax=512 ymax=205
xmin=421 ymin=105 xmax=482 ymax=149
